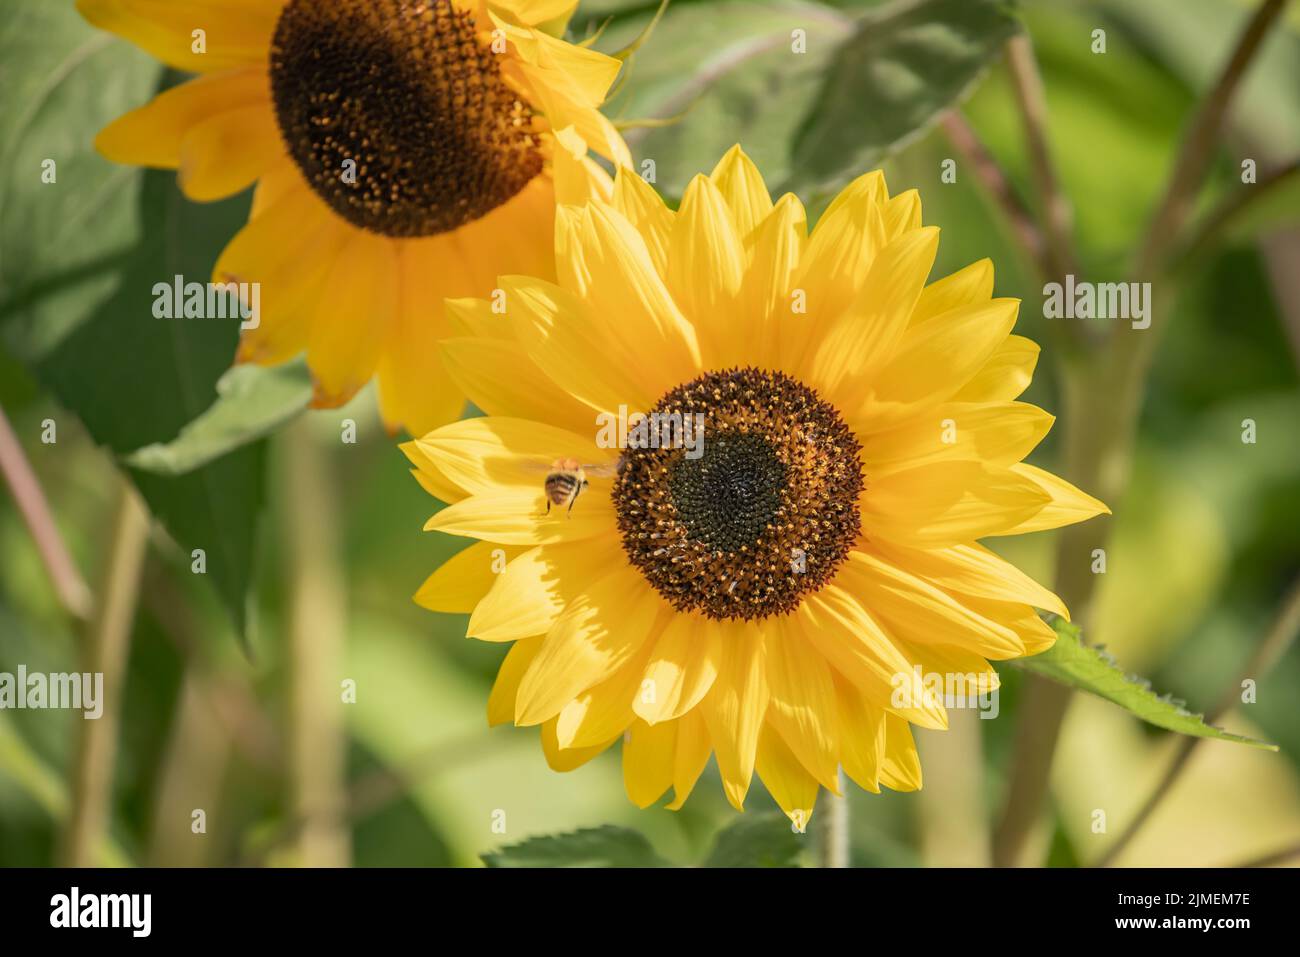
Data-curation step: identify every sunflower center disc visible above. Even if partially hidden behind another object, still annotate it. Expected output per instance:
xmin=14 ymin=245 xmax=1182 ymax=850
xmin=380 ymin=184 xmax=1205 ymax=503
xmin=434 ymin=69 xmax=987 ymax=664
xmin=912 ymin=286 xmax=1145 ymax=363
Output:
xmin=270 ymin=0 xmax=543 ymax=238
xmin=613 ymin=368 xmax=864 ymax=621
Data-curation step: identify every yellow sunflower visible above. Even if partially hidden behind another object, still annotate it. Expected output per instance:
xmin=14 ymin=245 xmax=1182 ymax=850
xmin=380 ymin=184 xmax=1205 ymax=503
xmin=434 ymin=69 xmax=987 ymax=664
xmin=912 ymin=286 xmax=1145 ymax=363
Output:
xmin=403 ymin=146 xmax=1108 ymax=821
xmin=79 ymin=0 xmax=627 ymax=434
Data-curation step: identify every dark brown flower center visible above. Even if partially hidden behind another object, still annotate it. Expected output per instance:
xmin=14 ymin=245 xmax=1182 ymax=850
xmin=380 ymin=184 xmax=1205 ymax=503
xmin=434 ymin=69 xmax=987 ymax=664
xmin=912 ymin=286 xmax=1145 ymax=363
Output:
xmin=269 ymin=0 xmax=543 ymax=238
xmin=612 ymin=368 xmax=864 ymax=621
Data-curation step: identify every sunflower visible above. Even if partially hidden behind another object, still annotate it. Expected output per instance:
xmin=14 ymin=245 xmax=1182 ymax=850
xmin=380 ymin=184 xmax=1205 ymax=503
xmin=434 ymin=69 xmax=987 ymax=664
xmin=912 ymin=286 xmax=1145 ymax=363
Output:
xmin=403 ymin=146 xmax=1108 ymax=821
xmin=79 ymin=0 xmax=627 ymax=434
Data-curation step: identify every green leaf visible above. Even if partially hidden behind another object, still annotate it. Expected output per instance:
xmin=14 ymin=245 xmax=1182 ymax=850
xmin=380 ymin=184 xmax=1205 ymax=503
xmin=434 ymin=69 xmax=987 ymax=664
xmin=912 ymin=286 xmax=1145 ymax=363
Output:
xmin=1015 ymin=619 xmax=1278 ymax=750
xmin=594 ymin=0 xmax=856 ymax=198
xmin=36 ymin=167 xmax=265 ymax=635
xmin=703 ymin=812 xmax=805 ymax=867
xmin=785 ymin=0 xmax=1021 ymax=195
xmin=125 ymin=360 xmax=313 ymax=476
xmin=0 ymin=1 xmax=157 ymax=355
xmin=482 ymin=825 xmax=670 ymax=867
xmin=0 ymin=2 xmax=267 ymax=637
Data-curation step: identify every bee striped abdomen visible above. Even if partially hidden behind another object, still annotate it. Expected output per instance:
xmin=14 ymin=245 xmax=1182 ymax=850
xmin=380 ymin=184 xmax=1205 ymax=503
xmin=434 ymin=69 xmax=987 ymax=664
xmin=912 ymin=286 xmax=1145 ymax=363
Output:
xmin=544 ymin=472 xmax=580 ymax=507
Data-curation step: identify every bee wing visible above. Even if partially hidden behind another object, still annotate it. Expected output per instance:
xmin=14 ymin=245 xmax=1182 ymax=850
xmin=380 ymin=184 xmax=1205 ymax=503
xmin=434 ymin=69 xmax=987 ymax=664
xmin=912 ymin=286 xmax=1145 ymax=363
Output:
xmin=520 ymin=459 xmax=621 ymax=477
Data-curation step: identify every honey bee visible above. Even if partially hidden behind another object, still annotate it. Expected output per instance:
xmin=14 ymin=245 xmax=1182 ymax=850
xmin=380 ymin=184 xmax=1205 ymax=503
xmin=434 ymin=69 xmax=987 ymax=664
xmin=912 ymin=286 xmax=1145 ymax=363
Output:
xmin=539 ymin=458 xmax=619 ymax=516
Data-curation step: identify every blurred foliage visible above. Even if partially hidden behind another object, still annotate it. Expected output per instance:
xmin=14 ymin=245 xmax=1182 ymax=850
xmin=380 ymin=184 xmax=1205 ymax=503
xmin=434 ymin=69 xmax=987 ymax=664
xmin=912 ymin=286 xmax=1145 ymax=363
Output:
xmin=0 ymin=0 xmax=1297 ymax=867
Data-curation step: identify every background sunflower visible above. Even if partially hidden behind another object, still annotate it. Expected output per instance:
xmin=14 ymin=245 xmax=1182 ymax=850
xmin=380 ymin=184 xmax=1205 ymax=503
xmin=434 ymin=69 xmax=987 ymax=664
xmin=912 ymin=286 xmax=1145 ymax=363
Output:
xmin=79 ymin=0 xmax=627 ymax=435
xmin=0 ymin=0 xmax=1297 ymax=869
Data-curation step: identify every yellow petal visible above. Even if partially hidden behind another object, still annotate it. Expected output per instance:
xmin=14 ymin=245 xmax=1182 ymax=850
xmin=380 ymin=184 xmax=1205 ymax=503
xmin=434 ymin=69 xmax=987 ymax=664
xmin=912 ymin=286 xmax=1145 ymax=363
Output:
xmin=833 ymin=672 xmax=884 ymax=794
xmin=755 ymin=722 xmax=821 ymax=826
xmin=541 ymin=718 xmax=615 ymax=771
xmin=741 ymin=193 xmax=809 ymax=371
xmin=515 ymin=570 xmax=663 ymax=724
xmin=450 ymin=174 xmax=558 ymax=290
xmin=805 ymin=227 xmax=940 ymax=408
xmin=94 ymin=67 xmax=269 ymax=169
xmin=836 ymin=551 xmax=1027 ymax=660
xmin=414 ymin=541 xmax=523 ymax=614
xmin=634 ymin=612 xmax=721 ymax=724
xmin=859 ymin=298 xmax=1021 ymax=427
xmin=863 ymin=401 xmax=1055 ymax=477
xmin=554 ymin=203 xmax=702 ymax=392
xmin=488 ymin=636 xmax=543 ymax=726
xmin=439 ymin=336 xmax=596 ymax=437
xmin=863 ymin=461 xmax=1052 ymax=547
xmin=374 ymin=242 xmax=468 ymax=436
xmin=890 ymin=637 xmax=1001 ymax=699
xmin=424 ymin=489 xmax=615 ymax=545
xmin=550 ymin=126 xmax=613 ymax=206
xmin=699 ymin=620 xmax=768 ymax=810
xmin=219 ymin=187 xmax=348 ymax=368
xmin=880 ymin=715 xmax=923 ymax=792
xmin=177 ymin=103 xmax=282 ymax=201
xmin=611 ymin=167 xmax=674 ymax=275
xmin=557 ymin=659 xmax=644 ymax=749
xmin=492 ymin=0 xmax=580 ymax=33
xmin=414 ymin=416 xmax=611 ymax=497
xmin=468 ymin=537 xmax=624 ymax=641
xmin=306 ymin=233 xmax=398 ymax=409
xmin=794 ymin=171 xmax=886 ymax=325
xmin=402 ymin=437 xmax=470 ymax=504
xmin=910 ymin=258 xmax=994 ymax=327
xmin=623 ymin=718 xmax=677 ymax=808
xmin=510 ymin=53 xmax=631 ymax=167
xmin=667 ymin=709 xmax=712 ymax=810
xmin=708 ymin=145 xmax=773 ymax=240
xmin=667 ymin=175 xmax=746 ymax=364
xmin=993 ymin=464 xmax=1111 ymax=534
xmin=797 ymin=588 xmax=947 ymax=729
xmin=867 ymin=540 xmax=1069 ymax=621
xmin=78 ymin=0 xmax=276 ymax=72
xmin=960 ymin=596 xmax=1059 ymax=656
xmin=883 ymin=189 xmax=922 ymax=239
xmin=765 ymin=615 xmax=841 ymax=790
xmin=503 ymin=272 xmax=656 ymax=415
xmin=951 ymin=336 xmax=1040 ymax=403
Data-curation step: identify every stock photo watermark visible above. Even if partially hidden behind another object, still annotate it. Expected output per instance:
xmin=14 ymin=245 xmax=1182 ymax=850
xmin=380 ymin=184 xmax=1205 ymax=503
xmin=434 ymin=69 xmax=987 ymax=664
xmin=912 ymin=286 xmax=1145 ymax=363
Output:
xmin=1043 ymin=274 xmax=1152 ymax=330
xmin=152 ymin=275 xmax=260 ymax=330
xmin=0 ymin=666 xmax=104 ymax=719
xmin=890 ymin=666 xmax=1000 ymax=719
xmin=595 ymin=405 xmax=706 ymax=460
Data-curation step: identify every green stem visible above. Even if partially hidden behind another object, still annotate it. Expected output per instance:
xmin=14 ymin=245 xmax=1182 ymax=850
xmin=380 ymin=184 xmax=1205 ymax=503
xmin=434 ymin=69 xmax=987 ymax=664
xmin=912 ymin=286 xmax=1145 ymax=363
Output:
xmin=61 ymin=479 xmax=149 ymax=867
xmin=0 ymin=404 xmax=92 ymax=619
xmin=282 ymin=419 xmax=350 ymax=867
xmin=818 ymin=771 xmax=849 ymax=867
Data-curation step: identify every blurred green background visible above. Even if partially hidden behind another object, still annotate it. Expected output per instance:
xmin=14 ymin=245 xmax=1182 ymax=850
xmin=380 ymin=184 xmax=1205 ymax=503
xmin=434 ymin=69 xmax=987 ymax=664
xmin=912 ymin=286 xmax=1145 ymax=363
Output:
xmin=0 ymin=0 xmax=1297 ymax=866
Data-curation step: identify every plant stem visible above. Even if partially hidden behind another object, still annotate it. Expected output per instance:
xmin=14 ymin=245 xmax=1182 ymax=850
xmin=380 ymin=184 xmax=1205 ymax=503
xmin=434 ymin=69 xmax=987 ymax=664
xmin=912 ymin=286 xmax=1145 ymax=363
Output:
xmin=1171 ymin=157 xmax=1300 ymax=271
xmin=0 ymin=404 xmax=93 ymax=619
xmin=1092 ymin=574 xmax=1300 ymax=868
xmin=989 ymin=0 xmax=1287 ymax=869
xmin=61 ymin=479 xmax=149 ymax=867
xmin=818 ymin=771 xmax=849 ymax=867
xmin=939 ymin=111 xmax=1048 ymax=279
xmin=1004 ymin=34 xmax=1078 ymax=283
xmin=1132 ymin=0 xmax=1290 ymax=279
xmin=282 ymin=419 xmax=350 ymax=867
